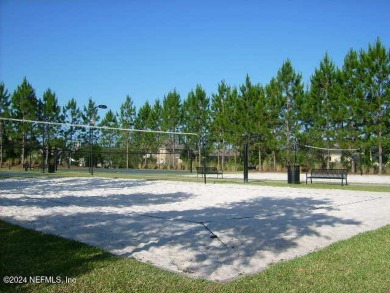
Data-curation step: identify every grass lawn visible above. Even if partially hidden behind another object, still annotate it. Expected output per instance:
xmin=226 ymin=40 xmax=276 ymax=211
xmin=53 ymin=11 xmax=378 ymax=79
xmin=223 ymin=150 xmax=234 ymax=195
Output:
xmin=1 ymin=167 xmax=390 ymax=193
xmin=1 ymin=221 xmax=389 ymax=293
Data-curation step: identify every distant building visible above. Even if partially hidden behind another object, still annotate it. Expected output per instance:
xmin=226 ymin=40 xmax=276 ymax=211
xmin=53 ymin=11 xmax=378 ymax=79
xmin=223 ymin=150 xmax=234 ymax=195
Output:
xmin=156 ymin=139 xmax=186 ymax=167
xmin=210 ymin=148 xmax=239 ymax=160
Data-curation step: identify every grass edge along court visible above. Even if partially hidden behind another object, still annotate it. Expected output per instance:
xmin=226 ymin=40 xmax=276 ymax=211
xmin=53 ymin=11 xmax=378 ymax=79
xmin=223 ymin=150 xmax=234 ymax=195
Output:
xmin=1 ymin=221 xmax=389 ymax=293
xmin=1 ymin=167 xmax=390 ymax=193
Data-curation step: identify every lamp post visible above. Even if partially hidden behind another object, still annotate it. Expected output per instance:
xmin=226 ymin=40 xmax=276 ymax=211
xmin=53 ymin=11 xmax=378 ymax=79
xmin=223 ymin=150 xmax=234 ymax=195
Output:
xmin=90 ymin=104 xmax=107 ymax=175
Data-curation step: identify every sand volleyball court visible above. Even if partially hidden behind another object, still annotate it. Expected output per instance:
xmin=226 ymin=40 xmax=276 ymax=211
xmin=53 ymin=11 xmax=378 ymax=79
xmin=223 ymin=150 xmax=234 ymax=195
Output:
xmin=1 ymin=176 xmax=389 ymax=281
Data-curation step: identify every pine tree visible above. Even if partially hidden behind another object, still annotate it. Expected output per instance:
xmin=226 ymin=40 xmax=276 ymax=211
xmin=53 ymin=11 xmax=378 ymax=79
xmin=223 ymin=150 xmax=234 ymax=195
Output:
xmin=308 ymin=53 xmax=339 ymax=168
xmin=359 ymin=39 xmax=390 ymax=173
xmin=99 ymin=109 xmax=119 ymax=168
xmin=10 ymin=77 xmax=37 ymax=166
xmin=62 ymin=98 xmax=82 ymax=168
xmin=339 ymin=49 xmax=365 ymax=172
xmin=237 ymin=76 xmax=264 ymax=171
xmin=161 ymin=90 xmax=182 ymax=168
xmin=119 ymin=95 xmax=136 ymax=169
xmin=266 ymin=60 xmax=304 ymax=167
xmin=134 ymin=101 xmax=155 ymax=167
xmin=253 ymin=83 xmax=269 ymax=171
xmin=182 ymin=85 xmax=210 ymax=166
xmin=211 ymin=81 xmax=231 ymax=170
xmin=81 ymin=98 xmax=106 ymax=168
xmin=151 ymin=99 xmax=164 ymax=168
xmin=162 ymin=89 xmax=182 ymax=132
xmin=0 ymin=83 xmax=11 ymax=167
xmin=42 ymin=88 xmax=61 ymax=169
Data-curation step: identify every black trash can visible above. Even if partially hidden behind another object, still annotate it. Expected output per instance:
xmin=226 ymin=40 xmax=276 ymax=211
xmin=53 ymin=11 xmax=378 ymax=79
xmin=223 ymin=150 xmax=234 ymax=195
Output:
xmin=287 ymin=165 xmax=300 ymax=184
xmin=48 ymin=164 xmax=55 ymax=173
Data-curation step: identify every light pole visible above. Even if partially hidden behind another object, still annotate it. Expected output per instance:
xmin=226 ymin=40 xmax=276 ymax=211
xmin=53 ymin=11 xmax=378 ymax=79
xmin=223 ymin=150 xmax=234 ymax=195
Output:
xmin=90 ymin=104 xmax=107 ymax=175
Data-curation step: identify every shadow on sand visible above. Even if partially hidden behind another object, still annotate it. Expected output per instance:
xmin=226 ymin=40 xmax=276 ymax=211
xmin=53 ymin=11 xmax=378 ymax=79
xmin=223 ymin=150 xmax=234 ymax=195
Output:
xmin=1 ymin=177 xmax=361 ymax=280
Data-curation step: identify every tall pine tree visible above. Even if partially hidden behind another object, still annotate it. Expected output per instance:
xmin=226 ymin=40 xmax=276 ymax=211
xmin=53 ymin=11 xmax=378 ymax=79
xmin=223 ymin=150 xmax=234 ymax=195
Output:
xmin=359 ymin=39 xmax=390 ymax=173
xmin=10 ymin=77 xmax=37 ymax=166
xmin=0 ymin=83 xmax=10 ymax=167
xmin=62 ymin=98 xmax=82 ymax=168
xmin=119 ymin=95 xmax=136 ymax=169
xmin=161 ymin=90 xmax=182 ymax=168
xmin=308 ymin=53 xmax=339 ymax=168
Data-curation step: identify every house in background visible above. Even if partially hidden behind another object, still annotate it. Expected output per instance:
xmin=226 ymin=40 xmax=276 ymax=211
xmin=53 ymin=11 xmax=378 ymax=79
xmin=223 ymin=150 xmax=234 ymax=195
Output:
xmin=156 ymin=139 xmax=186 ymax=168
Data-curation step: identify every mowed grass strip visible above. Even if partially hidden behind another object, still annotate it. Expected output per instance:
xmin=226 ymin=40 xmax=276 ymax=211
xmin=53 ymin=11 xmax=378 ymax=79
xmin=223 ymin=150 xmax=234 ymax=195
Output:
xmin=1 ymin=168 xmax=390 ymax=192
xmin=1 ymin=220 xmax=389 ymax=293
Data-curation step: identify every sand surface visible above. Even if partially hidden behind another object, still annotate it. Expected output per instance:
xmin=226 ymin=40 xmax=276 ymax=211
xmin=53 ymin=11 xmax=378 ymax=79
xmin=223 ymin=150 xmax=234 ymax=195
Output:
xmin=1 ymin=175 xmax=389 ymax=281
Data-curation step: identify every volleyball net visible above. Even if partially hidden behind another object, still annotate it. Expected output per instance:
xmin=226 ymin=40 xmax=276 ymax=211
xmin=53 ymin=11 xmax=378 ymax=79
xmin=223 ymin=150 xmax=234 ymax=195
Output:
xmin=0 ymin=117 xmax=198 ymax=172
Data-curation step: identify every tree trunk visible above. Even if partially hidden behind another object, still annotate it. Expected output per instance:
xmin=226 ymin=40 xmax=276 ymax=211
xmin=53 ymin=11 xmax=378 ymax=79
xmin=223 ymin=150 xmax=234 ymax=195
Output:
xmin=378 ymin=127 xmax=383 ymax=174
xmin=326 ymin=148 xmax=330 ymax=169
xmin=272 ymin=150 xmax=276 ymax=171
xmin=45 ymin=129 xmax=49 ymax=169
xmin=222 ymin=140 xmax=225 ymax=171
xmin=369 ymin=149 xmax=374 ymax=174
xmin=351 ymin=158 xmax=356 ymax=173
xmin=45 ymin=143 xmax=49 ymax=168
xmin=172 ymin=134 xmax=176 ymax=169
xmin=68 ymin=150 xmax=71 ymax=169
xmin=198 ymin=142 xmax=201 ymax=167
xmin=21 ymin=132 xmax=26 ymax=166
xmin=126 ymin=138 xmax=129 ymax=169
xmin=234 ymin=149 xmax=237 ymax=172
xmin=258 ymin=149 xmax=262 ymax=171
xmin=0 ymin=122 xmax=3 ymax=168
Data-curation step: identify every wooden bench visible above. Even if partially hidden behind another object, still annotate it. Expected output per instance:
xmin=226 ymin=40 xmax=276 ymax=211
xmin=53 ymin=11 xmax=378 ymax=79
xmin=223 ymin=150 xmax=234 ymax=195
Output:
xmin=196 ymin=166 xmax=223 ymax=179
xmin=306 ymin=169 xmax=348 ymax=186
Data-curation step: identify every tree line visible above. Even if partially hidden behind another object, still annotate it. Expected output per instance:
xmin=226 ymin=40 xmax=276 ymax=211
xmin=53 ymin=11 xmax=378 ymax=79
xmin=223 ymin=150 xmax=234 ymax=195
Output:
xmin=0 ymin=39 xmax=389 ymax=173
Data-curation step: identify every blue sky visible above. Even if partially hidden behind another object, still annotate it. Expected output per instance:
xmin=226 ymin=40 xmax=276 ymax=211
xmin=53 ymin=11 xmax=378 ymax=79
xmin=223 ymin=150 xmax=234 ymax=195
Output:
xmin=1 ymin=0 xmax=389 ymax=113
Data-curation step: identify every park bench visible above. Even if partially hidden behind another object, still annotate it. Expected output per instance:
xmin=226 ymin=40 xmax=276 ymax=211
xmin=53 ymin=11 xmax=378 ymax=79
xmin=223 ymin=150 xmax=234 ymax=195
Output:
xmin=306 ymin=169 xmax=348 ymax=186
xmin=196 ymin=166 xmax=223 ymax=179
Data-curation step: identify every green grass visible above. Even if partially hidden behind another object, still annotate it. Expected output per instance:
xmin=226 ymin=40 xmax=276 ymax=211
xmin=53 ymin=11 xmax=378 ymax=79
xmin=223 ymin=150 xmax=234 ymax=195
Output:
xmin=1 ymin=221 xmax=389 ymax=293
xmin=1 ymin=167 xmax=390 ymax=193
xmin=256 ymin=180 xmax=390 ymax=192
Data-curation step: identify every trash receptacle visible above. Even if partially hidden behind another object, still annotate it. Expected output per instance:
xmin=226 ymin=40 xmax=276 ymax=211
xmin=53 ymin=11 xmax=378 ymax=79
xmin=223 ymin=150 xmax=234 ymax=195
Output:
xmin=287 ymin=165 xmax=300 ymax=184
xmin=48 ymin=164 xmax=55 ymax=173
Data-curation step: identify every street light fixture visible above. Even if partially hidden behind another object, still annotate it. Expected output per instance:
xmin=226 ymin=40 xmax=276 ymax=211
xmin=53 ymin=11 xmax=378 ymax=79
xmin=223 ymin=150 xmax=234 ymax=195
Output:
xmin=90 ymin=104 xmax=107 ymax=175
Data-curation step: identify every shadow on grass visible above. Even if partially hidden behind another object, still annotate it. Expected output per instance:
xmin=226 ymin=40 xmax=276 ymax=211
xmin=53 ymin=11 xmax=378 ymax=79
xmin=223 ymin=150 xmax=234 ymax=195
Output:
xmin=0 ymin=220 xmax=117 ymax=293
